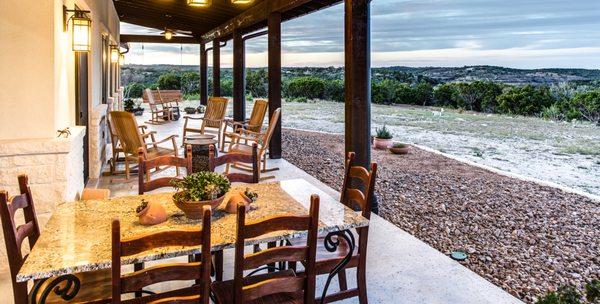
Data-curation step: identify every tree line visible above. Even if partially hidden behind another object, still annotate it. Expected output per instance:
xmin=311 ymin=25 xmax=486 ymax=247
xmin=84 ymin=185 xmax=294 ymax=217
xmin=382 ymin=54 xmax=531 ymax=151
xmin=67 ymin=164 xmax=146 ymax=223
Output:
xmin=124 ymin=70 xmax=600 ymax=124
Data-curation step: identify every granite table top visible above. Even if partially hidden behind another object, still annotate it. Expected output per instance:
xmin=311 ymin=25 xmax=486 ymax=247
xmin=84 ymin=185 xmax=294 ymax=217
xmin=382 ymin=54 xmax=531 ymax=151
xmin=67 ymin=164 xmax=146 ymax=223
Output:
xmin=17 ymin=179 xmax=368 ymax=282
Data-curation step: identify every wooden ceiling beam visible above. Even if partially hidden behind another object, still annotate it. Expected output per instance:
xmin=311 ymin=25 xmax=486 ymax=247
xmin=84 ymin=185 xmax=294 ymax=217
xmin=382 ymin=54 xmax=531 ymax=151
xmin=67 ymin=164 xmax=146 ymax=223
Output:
xmin=201 ymin=0 xmax=315 ymax=42
xmin=120 ymin=34 xmax=200 ymax=44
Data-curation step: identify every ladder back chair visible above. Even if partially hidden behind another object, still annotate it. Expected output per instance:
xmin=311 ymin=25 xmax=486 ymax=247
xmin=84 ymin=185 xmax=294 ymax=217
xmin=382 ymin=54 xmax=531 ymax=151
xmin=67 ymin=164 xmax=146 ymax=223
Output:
xmin=0 ymin=175 xmax=111 ymax=304
xmin=110 ymin=111 xmax=179 ymax=180
xmin=156 ymin=87 xmax=181 ymax=120
xmin=183 ymin=97 xmax=228 ymax=149
xmin=110 ymin=206 xmax=212 ymax=304
xmin=138 ymin=145 xmax=192 ymax=194
xmin=288 ymin=152 xmax=377 ymax=304
xmin=209 ymin=144 xmax=259 ymax=184
xmin=227 ymin=108 xmax=281 ymax=177
xmin=211 ymin=195 xmax=320 ymax=304
xmin=144 ymin=88 xmax=172 ymax=124
xmin=222 ymin=99 xmax=269 ymax=152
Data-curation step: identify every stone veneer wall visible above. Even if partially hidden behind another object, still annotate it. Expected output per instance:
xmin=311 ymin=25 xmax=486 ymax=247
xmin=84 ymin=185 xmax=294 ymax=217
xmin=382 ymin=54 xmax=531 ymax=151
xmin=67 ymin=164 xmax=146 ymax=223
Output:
xmin=0 ymin=126 xmax=85 ymax=263
xmin=89 ymin=104 xmax=108 ymax=178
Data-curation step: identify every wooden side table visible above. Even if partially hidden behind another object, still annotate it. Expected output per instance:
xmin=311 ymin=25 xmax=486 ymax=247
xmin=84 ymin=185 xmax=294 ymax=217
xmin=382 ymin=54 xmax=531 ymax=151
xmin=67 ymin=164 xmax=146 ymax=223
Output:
xmin=185 ymin=137 xmax=218 ymax=173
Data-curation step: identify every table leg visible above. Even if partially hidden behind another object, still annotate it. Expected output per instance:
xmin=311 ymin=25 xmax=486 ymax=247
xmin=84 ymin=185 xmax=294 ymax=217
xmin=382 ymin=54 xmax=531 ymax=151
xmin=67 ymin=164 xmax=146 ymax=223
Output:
xmin=319 ymin=229 xmax=356 ymax=304
xmin=30 ymin=274 xmax=81 ymax=304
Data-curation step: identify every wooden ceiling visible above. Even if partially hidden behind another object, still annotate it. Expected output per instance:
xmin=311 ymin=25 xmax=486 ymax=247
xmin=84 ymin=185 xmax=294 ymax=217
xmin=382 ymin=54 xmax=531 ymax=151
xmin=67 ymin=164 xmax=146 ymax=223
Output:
xmin=114 ymin=0 xmax=341 ymax=41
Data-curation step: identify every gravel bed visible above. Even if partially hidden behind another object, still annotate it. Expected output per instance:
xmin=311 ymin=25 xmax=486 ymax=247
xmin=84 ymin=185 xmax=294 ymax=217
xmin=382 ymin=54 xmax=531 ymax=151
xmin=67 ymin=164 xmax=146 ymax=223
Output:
xmin=281 ymin=128 xmax=599 ymax=303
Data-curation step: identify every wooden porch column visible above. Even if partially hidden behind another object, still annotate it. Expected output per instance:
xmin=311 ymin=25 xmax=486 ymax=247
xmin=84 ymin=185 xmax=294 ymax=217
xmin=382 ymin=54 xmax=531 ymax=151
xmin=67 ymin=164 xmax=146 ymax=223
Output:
xmin=212 ymin=38 xmax=221 ymax=97
xmin=268 ymin=12 xmax=282 ymax=159
xmin=200 ymin=42 xmax=208 ymax=105
xmin=233 ymin=29 xmax=246 ymax=122
xmin=345 ymin=0 xmax=375 ymax=211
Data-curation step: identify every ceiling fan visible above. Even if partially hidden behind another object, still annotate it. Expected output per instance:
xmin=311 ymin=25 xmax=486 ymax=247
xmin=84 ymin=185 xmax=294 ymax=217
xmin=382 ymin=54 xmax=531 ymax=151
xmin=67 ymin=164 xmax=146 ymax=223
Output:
xmin=160 ymin=29 xmax=193 ymax=40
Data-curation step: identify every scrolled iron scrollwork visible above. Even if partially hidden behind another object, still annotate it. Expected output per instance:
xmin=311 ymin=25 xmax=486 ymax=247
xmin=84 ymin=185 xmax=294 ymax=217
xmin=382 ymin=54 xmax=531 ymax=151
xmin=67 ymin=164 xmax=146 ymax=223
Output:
xmin=30 ymin=274 xmax=81 ymax=304
xmin=320 ymin=229 xmax=356 ymax=304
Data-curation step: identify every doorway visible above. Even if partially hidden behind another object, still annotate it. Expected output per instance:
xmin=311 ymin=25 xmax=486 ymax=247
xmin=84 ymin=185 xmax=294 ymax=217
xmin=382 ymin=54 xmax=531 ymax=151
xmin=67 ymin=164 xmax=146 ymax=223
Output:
xmin=75 ymin=52 xmax=90 ymax=182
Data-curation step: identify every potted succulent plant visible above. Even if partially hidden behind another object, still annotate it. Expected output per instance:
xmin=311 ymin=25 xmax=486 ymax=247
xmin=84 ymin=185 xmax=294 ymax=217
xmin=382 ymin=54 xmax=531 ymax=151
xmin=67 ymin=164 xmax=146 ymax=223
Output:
xmin=124 ymin=98 xmax=135 ymax=112
xmin=184 ymin=107 xmax=197 ymax=114
xmin=171 ymin=172 xmax=231 ymax=219
xmin=133 ymin=100 xmax=144 ymax=116
xmin=136 ymin=199 xmax=167 ymax=225
xmin=390 ymin=143 xmax=411 ymax=155
xmin=225 ymin=188 xmax=259 ymax=214
xmin=373 ymin=125 xmax=393 ymax=149
xmin=197 ymin=105 xmax=206 ymax=114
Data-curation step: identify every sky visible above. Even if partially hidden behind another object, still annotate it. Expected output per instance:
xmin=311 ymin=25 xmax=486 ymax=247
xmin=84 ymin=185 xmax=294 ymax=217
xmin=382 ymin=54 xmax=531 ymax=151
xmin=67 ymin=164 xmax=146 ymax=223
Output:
xmin=121 ymin=0 xmax=600 ymax=69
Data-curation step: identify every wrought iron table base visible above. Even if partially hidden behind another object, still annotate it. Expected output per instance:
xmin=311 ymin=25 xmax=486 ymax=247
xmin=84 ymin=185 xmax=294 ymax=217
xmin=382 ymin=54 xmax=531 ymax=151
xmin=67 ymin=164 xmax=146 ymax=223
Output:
xmin=320 ymin=229 xmax=356 ymax=304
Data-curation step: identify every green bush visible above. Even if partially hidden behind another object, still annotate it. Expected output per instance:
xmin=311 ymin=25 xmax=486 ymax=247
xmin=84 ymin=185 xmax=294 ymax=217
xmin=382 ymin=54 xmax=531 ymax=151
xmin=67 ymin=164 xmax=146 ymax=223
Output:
xmin=395 ymin=83 xmax=416 ymax=104
xmin=496 ymin=85 xmax=555 ymax=116
xmin=434 ymin=83 xmax=460 ymax=107
xmin=372 ymin=79 xmax=398 ymax=104
xmin=285 ymin=77 xmax=326 ymax=100
xmin=324 ymin=79 xmax=344 ymax=102
xmin=414 ymin=81 xmax=434 ymax=106
xmin=125 ymin=83 xmax=145 ymax=99
xmin=571 ymin=90 xmax=600 ymax=124
xmin=157 ymin=72 xmax=181 ymax=90
xmin=246 ymin=69 xmax=268 ymax=98
xmin=220 ymin=79 xmax=233 ymax=97
xmin=180 ymin=72 xmax=199 ymax=95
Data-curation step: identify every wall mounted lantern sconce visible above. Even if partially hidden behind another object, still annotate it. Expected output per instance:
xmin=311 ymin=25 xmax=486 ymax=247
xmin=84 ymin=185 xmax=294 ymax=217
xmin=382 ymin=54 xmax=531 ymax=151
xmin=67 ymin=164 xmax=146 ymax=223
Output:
xmin=231 ymin=0 xmax=253 ymax=4
xmin=63 ymin=6 xmax=92 ymax=52
xmin=110 ymin=46 xmax=120 ymax=63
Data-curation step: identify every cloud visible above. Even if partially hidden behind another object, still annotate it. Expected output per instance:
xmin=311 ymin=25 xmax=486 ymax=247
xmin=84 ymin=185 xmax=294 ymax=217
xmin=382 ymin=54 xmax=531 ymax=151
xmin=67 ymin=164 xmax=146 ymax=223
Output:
xmin=121 ymin=0 xmax=600 ymax=68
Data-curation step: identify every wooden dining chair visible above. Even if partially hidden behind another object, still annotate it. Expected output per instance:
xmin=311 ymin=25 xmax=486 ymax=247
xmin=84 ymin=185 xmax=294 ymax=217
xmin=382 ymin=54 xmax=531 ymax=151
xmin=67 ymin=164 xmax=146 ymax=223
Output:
xmin=222 ymin=99 xmax=269 ymax=152
xmin=0 ymin=175 xmax=111 ymax=304
xmin=109 ymin=206 xmax=212 ymax=304
xmin=227 ymin=108 xmax=281 ymax=176
xmin=211 ymin=195 xmax=320 ymax=304
xmin=138 ymin=145 xmax=192 ymax=194
xmin=288 ymin=152 xmax=377 ymax=304
xmin=110 ymin=111 xmax=179 ymax=180
xmin=208 ymin=144 xmax=259 ymax=183
xmin=182 ymin=97 xmax=229 ymax=148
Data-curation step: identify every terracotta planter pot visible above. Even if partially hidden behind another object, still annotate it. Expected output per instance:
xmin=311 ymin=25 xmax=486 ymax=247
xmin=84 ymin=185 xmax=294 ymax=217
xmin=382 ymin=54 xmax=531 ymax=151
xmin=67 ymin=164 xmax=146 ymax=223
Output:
xmin=137 ymin=201 xmax=168 ymax=225
xmin=373 ymin=137 xmax=393 ymax=150
xmin=174 ymin=194 xmax=225 ymax=220
xmin=225 ymin=192 xmax=253 ymax=214
xmin=390 ymin=145 xmax=411 ymax=155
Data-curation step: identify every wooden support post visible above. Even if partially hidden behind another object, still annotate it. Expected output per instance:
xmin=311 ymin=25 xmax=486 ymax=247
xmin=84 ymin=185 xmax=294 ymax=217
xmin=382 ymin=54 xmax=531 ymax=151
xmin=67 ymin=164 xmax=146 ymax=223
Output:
xmin=344 ymin=0 xmax=375 ymax=212
xmin=268 ymin=12 xmax=282 ymax=159
xmin=212 ymin=39 xmax=221 ymax=97
xmin=200 ymin=42 xmax=208 ymax=106
xmin=233 ymin=29 xmax=246 ymax=122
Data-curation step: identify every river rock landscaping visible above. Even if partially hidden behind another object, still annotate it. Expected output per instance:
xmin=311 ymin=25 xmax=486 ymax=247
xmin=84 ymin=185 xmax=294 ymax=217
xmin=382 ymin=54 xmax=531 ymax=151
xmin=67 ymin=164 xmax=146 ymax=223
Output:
xmin=282 ymin=128 xmax=599 ymax=303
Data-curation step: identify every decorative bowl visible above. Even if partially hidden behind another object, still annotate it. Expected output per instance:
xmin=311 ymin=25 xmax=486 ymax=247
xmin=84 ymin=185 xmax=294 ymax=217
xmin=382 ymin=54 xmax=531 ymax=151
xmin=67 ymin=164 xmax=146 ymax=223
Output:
xmin=174 ymin=195 xmax=225 ymax=219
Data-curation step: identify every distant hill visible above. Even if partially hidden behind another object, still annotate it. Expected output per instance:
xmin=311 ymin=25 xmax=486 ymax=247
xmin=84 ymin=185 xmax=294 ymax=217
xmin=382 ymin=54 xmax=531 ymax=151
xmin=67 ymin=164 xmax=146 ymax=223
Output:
xmin=121 ymin=64 xmax=600 ymax=86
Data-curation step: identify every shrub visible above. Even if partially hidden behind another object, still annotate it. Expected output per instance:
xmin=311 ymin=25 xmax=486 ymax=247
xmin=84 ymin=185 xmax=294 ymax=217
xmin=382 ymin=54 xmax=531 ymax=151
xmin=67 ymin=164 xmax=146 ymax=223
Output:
xmin=180 ymin=72 xmax=199 ymax=95
xmin=157 ymin=72 xmax=181 ymax=90
xmin=220 ymin=79 xmax=233 ymax=97
xmin=434 ymin=83 xmax=460 ymax=107
xmin=372 ymin=79 xmax=398 ymax=104
xmin=542 ymin=104 xmax=564 ymax=121
xmin=125 ymin=83 xmax=145 ymax=99
xmin=571 ymin=90 xmax=600 ymax=124
xmin=246 ymin=69 xmax=268 ymax=98
xmin=285 ymin=77 xmax=326 ymax=100
xmin=171 ymin=172 xmax=231 ymax=203
xmin=324 ymin=79 xmax=344 ymax=102
xmin=496 ymin=85 xmax=555 ymax=116
xmin=375 ymin=125 xmax=393 ymax=139
xmin=394 ymin=83 xmax=416 ymax=104
xmin=414 ymin=81 xmax=434 ymax=106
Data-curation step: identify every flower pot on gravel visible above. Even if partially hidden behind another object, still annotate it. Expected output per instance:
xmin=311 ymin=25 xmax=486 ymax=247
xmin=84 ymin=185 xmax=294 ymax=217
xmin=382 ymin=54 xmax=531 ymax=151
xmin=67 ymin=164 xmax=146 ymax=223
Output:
xmin=373 ymin=138 xmax=393 ymax=149
xmin=184 ymin=107 xmax=197 ymax=115
xmin=373 ymin=125 xmax=393 ymax=150
xmin=390 ymin=143 xmax=411 ymax=155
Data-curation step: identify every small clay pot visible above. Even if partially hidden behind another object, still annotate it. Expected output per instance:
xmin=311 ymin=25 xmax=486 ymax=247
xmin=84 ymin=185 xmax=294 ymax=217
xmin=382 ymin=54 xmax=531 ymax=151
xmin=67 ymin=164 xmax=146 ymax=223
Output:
xmin=225 ymin=192 xmax=253 ymax=214
xmin=390 ymin=144 xmax=411 ymax=155
xmin=373 ymin=137 xmax=393 ymax=150
xmin=137 ymin=201 xmax=168 ymax=225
